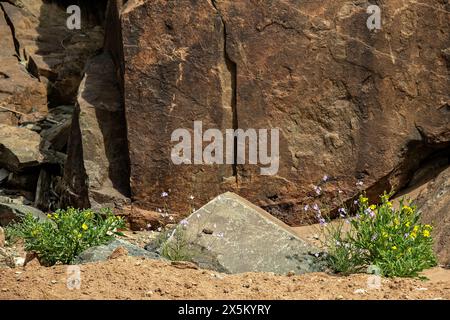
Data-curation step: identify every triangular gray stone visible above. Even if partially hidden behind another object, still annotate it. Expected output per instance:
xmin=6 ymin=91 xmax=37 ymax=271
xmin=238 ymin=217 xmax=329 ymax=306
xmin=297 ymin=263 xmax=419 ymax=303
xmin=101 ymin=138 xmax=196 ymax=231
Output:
xmin=161 ymin=192 xmax=326 ymax=275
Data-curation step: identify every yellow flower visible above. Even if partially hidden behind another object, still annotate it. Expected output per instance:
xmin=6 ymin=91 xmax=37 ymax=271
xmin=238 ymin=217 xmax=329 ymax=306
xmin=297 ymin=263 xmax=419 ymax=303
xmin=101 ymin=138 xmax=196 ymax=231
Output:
xmin=47 ymin=214 xmax=52 ymax=218
xmin=402 ymin=205 xmax=413 ymax=215
xmin=413 ymin=225 xmax=419 ymax=232
xmin=423 ymin=230 xmax=430 ymax=238
xmin=424 ymin=224 xmax=433 ymax=230
xmin=81 ymin=223 xmax=88 ymax=231
xmin=386 ymin=201 xmax=392 ymax=207
xmin=394 ymin=218 xmax=400 ymax=225
xmin=84 ymin=211 xmax=93 ymax=219
xmin=405 ymin=221 xmax=410 ymax=228
xmin=360 ymin=197 xmax=369 ymax=204
xmin=382 ymin=231 xmax=388 ymax=238
xmin=369 ymin=205 xmax=376 ymax=211
xmin=392 ymin=246 xmax=397 ymax=250
xmin=410 ymin=232 xmax=417 ymax=239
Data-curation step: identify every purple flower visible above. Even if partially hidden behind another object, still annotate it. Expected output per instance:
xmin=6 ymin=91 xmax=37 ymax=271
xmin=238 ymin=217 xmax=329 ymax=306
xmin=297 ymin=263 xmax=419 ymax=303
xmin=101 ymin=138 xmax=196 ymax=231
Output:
xmin=318 ymin=218 xmax=327 ymax=226
xmin=322 ymin=175 xmax=329 ymax=182
xmin=180 ymin=219 xmax=189 ymax=226
xmin=304 ymin=204 xmax=310 ymax=211
xmin=371 ymin=234 xmax=378 ymax=241
xmin=365 ymin=208 xmax=375 ymax=218
xmin=404 ymin=233 xmax=409 ymax=239
xmin=338 ymin=208 xmax=347 ymax=217
xmin=355 ymin=214 xmax=361 ymax=219
xmin=354 ymin=200 xmax=358 ymax=205
xmin=312 ymin=204 xmax=320 ymax=212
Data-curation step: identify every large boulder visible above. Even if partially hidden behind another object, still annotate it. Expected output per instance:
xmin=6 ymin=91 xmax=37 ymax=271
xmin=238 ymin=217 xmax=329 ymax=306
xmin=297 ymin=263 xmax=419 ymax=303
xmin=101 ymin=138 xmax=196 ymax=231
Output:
xmin=0 ymin=124 xmax=43 ymax=172
xmin=121 ymin=0 xmax=450 ymax=223
xmin=151 ymin=192 xmax=325 ymax=274
xmin=62 ymin=52 xmax=130 ymax=209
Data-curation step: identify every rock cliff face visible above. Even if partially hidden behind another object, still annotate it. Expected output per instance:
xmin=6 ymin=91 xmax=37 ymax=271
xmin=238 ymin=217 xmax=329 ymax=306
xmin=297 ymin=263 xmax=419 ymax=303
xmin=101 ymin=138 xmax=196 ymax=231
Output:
xmin=120 ymin=0 xmax=449 ymax=224
xmin=0 ymin=0 xmax=449 ymax=263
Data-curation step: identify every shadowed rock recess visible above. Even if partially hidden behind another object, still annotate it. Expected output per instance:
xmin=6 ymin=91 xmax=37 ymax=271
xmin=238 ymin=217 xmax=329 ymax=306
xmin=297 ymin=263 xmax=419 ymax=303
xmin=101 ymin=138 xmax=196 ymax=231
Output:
xmin=0 ymin=0 xmax=449 ymax=266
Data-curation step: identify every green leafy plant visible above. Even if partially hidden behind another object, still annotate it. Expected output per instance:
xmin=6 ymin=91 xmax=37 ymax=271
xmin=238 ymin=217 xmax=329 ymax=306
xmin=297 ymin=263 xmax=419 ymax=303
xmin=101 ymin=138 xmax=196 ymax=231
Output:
xmin=158 ymin=225 xmax=192 ymax=261
xmin=5 ymin=208 xmax=125 ymax=266
xmin=323 ymin=192 xmax=437 ymax=277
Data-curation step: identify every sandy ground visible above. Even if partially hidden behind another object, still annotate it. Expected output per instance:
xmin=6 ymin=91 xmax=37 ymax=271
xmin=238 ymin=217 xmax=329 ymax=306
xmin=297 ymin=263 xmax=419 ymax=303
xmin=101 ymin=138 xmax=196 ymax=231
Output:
xmin=1 ymin=224 xmax=448 ymax=300
xmin=0 ymin=256 xmax=449 ymax=300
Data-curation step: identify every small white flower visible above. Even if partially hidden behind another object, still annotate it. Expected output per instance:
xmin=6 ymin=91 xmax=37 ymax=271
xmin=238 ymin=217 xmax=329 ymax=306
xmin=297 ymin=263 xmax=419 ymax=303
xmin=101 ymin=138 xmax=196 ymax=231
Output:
xmin=146 ymin=223 xmax=152 ymax=229
xmin=313 ymin=185 xmax=322 ymax=195
xmin=356 ymin=181 xmax=364 ymax=187
xmin=322 ymin=175 xmax=329 ymax=182
xmin=196 ymin=213 xmax=201 ymax=219
xmin=157 ymin=227 xmax=162 ymax=232
xmin=304 ymin=205 xmax=309 ymax=211
xmin=169 ymin=216 xmax=174 ymax=221
xmin=161 ymin=191 xmax=169 ymax=197
xmin=189 ymin=195 xmax=194 ymax=200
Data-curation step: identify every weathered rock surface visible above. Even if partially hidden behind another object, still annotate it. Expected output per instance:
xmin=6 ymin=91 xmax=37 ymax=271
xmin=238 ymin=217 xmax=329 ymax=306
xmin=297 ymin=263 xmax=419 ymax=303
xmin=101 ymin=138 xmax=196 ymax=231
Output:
xmin=417 ymin=169 xmax=450 ymax=267
xmin=121 ymin=0 xmax=450 ymax=224
xmin=0 ymin=226 xmax=5 ymax=247
xmin=73 ymin=238 xmax=160 ymax=264
xmin=405 ymin=164 xmax=450 ymax=267
xmin=0 ymin=0 xmax=105 ymax=106
xmin=0 ymin=200 xmax=47 ymax=226
xmin=62 ymin=52 xmax=130 ymax=209
xmin=154 ymin=192 xmax=325 ymax=274
xmin=0 ymin=3 xmax=47 ymax=125
xmin=0 ymin=124 xmax=43 ymax=172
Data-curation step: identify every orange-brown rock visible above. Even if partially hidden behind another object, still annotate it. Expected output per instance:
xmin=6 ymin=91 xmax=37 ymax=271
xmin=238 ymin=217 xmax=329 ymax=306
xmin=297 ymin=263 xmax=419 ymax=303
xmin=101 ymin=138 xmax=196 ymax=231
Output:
xmin=121 ymin=0 xmax=449 ymax=224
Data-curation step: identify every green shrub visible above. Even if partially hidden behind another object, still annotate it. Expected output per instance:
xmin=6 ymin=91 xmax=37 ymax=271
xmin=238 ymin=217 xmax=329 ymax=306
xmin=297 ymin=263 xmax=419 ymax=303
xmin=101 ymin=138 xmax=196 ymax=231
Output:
xmin=5 ymin=208 xmax=125 ymax=266
xmin=158 ymin=225 xmax=192 ymax=262
xmin=323 ymin=192 xmax=437 ymax=277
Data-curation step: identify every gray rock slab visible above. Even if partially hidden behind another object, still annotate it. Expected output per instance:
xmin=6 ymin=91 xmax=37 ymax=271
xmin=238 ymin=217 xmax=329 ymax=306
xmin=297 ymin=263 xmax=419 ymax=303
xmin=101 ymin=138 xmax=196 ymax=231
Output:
xmin=0 ymin=201 xmax=47 ymax=226
xmin=162 ymin=192 xmax=326 ymax=275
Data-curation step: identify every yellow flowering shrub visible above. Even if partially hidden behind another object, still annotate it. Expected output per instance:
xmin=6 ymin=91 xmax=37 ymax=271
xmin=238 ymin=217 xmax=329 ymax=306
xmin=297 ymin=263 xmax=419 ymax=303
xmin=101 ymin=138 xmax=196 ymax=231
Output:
xmin=5 ymin=208 xmax=125 ymax=266
xmin=324 ymin=192 xmax=437 ymax=277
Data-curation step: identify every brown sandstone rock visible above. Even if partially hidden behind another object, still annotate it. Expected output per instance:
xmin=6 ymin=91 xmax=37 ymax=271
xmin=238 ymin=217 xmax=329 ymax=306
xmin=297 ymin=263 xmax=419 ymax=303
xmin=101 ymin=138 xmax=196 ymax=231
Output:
xmin=62 ymin=52 xmax=130 ymax=209
xmin=0 ymin=3 xmax=47 ymax=125
xmin=122 ymin=205 xmax=164 ymax=231
xmin=121 ymin=0 xmax=449 ymax=224
xmin=0 ymin=124 xmax=43 ymax=172
xmin=1 ymin=0 xmax=104 ymax=106
xmin=0 ymin=227 xmax=5 ymax=247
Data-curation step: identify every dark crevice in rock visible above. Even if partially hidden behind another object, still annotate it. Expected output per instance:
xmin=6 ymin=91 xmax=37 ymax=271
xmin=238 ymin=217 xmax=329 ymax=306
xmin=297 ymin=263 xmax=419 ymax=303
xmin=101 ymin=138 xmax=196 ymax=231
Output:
xmin=211 ymin=0 xmax=239 ymax=184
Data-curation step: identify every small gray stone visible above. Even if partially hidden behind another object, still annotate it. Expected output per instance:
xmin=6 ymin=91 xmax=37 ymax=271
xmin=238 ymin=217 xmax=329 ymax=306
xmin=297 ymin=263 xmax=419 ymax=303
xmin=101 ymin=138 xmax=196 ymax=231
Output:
xmin=73 ymin=239 xmax=160 ymax=264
